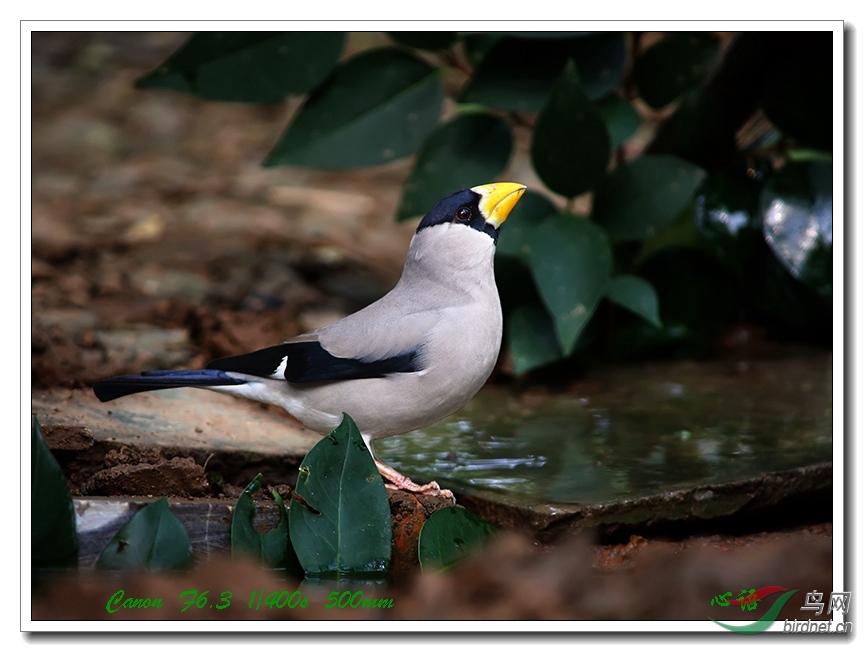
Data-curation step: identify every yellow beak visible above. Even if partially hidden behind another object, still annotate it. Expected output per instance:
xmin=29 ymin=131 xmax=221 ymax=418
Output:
xmin=471 ymin=182 xmax=527 ymax=229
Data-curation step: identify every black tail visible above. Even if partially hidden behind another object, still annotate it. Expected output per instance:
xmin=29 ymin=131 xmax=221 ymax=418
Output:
xmin=93 ymin=369 xmax=245 ymax=402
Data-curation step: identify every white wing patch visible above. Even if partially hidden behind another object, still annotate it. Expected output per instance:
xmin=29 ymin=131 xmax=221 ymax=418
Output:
xmin=273 ymin=355 xmax=288 ymax=379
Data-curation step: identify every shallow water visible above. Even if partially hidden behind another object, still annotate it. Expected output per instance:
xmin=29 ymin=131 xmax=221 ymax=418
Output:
xmin=376 ymin=353 xmax=833 ymax=505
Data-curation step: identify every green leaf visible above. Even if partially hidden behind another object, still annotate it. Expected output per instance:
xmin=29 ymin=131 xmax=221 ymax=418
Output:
xmin=288 ymin=414 xmax=391 ymax=577
xmin=418 ymin=506 xmax=496 ymax=572
xmin=96 ymin=497 xmax=192 ymax=571
xmin=638 ymin=249 xmax=737 ymax=356
xmin=747 ymin=247 xmax=831 ymax=342
xmin=388 ymin=32 xmax=457 ymax=50
xmin=507 ymin=303 xmax=563 ymax=374
xmin=606 ymin=275 xmax=662 ymax=328
xmin=231 ymin=474 xmax=302 ymax=574
xmin=495 ymin=189 xmax=559 ymax=260
xmin=262 ymin=492 xmax=294 ymax=568
xmin=634 ymin=33 xmax=719 ymax=109
xmin=569 ymin=32 xmax=629 ymax=100
xmin=31 ymin=417 xmax=78 ymax=568
xmin=595 ymin=94 xmax=642 ymax=148
xmin=460 ymin=33 xmax=627 ymax=112
xmin=396 ymin=111 xmax=513 ymax=220
xmin=494 ymin=255 xmax=540 ymax=319
xmin=531 ymin=61 xmax=611 ymax=198
xmin=640 ymin=87 xmax=731 ymax=166
xmin=593 ymin=154 xmax=707 ymax=240
xmin=759 ymin=162 xmax=832 ymax=299
xmin=232 ymin=476 xmax=264 ymax=559
xmin=797 ymin=239 xmax=832 ymax=302
xmin=635 ymin=202 xmax=699 ymax=265
xmin=266 ymin=47 xmax=443 ymax=169
xmin=786 ymin=149 xmax=832 ymax=163
xmin=527 ymin=214 xmax=612 ymax=354
xmin=693 ymin=169 xmax=761 ymax=277
xmin=460 ymin=37 xmax=565 ymax=112
xmin=135 ymin=32 xmax=345 ymax=103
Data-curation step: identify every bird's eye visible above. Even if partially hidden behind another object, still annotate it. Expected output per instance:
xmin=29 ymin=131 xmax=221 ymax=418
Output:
xmin=456 ymin=207 xmax=472 ymax=221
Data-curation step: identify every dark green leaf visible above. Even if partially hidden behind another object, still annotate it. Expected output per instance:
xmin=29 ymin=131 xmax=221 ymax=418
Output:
xmin=461 ymin=33 xmax=627 ymax=112
xmin=759 ymin=162 xmax=832 ymax=299
xmin=461 ymin=37 xmax=566 ymax=112
xmin=797 ymin=240 xmax=832 ymax=302
xmin=507 ymin=303 xmax=563 ymax=374
xmin=606 ymin=275 xmax=662 ymax=328
xmin=638 ymin=249 xmax=736 ymax=356
xmin=266 ymin=48 xmax=443 ymax=169
xmin=747 ymin=248 xmax=831 ymax=344
xmin=494 ymin=255 xmax=541 ymax=319
xmin=264 ymin=492 xmax=296 ymax=569
xmin=595 ymin=94 xmax=642 ymax=148
xmin=603 ymin=320 xmax=684 ymax=361
xmin=694 ymin=169 xmax=762 ymax=277
xmin=231 ymin=474 xmax=302 ymax=574
xmin=418 ymin=506 xmax=496 ymax=572
xmin=231 ymin=476 xmax=263 ymax=559
xmin=135 ymin=32 xmax=345 ymax=103
xmin=640 ymin=87 xmax=734 ymax=170
xmin=496 ymin=190 xmax=559 ymax=260
xmin=635 ymin=202 xmax=699 ymax=265
xmin=531 ymin=61 xmax=610 ymax=198
xmin=593 ymin=154 xmax=707 ymax=240
xmin=634 ymin=33 xmax=719 ymax=109
xmin=786 ymin=149 xmax=832 ymax=163
xmin=96 ymin=497 xmax=192 ymax=571
xmin=388 ymin=32 xmax=457 ymax=51
xmin=288 ymin=414 xmax=391 ymax=577
xmin=32 ymin=417 xmax=78 ymax=568
xmin=569 ymin=33 xmax=629 ymax=100
xmin=527 ymin=214 xmax=612 ymax=354
xmin=396 ymin=112 xmax=513 ymax=220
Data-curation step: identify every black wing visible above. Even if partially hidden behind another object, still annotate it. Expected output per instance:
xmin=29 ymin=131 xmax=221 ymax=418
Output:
xmin=206 ymin=340 xmax=422 ymax=383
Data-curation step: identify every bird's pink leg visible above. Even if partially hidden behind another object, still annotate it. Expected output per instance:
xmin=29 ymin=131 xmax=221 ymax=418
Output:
xmin=374 ymin=459 xmax=455 ymax=503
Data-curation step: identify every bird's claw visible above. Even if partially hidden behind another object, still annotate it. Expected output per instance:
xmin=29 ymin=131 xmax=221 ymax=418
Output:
xmin=413 ymin=481 xmax=456 ymax=504
xmin=376 ymin=459 xmax=456 ymax=503
xmin=382 ymin=479 xmax=455 ymax=504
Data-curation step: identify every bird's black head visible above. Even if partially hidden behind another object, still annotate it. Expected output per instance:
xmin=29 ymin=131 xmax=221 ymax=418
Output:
xmin=415 ymin=183 xmax=526 ymax=244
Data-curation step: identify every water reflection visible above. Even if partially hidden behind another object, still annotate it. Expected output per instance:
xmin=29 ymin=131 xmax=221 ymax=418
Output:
xmin=376 ymin=355 xmax=832 ymax=505
xmin=760 ymin=161 xmax=832 ymax=283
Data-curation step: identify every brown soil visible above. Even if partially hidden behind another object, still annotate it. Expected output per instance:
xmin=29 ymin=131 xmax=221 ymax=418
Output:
xmin=32 ymin=527 xmax=833 ymax=622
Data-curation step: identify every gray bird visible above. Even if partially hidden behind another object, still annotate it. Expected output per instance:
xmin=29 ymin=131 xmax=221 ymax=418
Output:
xmin=93 ymin=182 xmax=527 ymax=499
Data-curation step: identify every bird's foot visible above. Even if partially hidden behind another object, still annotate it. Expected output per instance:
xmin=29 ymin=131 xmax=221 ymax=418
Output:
xmin=376 ymin=460 xmax=455 ymax=504
xmin=383 ymin=480 xmax=456 ymax=503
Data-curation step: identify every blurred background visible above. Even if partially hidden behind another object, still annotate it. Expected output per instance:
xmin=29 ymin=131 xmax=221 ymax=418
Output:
xmin=29 ymin=30 xmax=837 ymax=623
xmin=31 ymin=31 xmax=833 ymax=389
